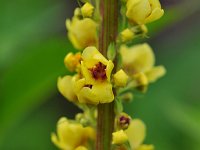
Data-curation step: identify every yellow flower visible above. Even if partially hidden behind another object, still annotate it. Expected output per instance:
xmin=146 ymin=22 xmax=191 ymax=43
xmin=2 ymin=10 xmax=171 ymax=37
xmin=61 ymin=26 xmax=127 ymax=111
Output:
xmin=81 ymin=3 xmax=94 ymax=18
xmin=74 ymin=46 xmax=114 ymax=105
xmin=66 ymin=17 xmax=98 ymax=50
xmin=51 ymin=117 xmax=95 ymax=150
xmin=113 ymin=69 xmax=129 ymax=87
xmin=64 ymin=52 xmax=82 ymax=72
xmin=120 ymin=43 xmax=166 ymax=86
xmin=126 ymin=0 xmax=164 ymax=24
xmin=112 ymin=130 xmax=128 ymax=145
xmin=57 ymin=76 xmax=77 ymax=102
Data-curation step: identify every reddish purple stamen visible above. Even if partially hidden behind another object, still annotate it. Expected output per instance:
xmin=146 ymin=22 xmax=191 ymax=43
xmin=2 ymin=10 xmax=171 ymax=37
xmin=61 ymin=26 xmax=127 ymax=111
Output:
xmin=89 ymin=62 xmax=107 ymax=80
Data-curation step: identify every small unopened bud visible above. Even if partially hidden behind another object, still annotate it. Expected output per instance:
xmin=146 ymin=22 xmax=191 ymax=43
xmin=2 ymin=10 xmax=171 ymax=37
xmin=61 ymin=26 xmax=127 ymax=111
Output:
xmin=133 ymin=72 xmax=148 ymax=92
xmin=74 ymin=8 xmax=82 ymax=17
xmin=113 ymin=69 xmax=129 ymax=87
xmin=121 ymin=92 xmax=133 ymax=102
xmin=112 ymin=130 xmax=128 ymax=145
xmin=120 ymin=28 xmax=134 ymax=42
xmin=75 ymin=113 xmax=88 ymax=126
xmin=117 ymin=113 xmax=131 ymax=130
xmin=75 ymin=113 xmax=84 ymax=121
xmin=64 ymin=52 xmax=81 ymax=72
xmin=133 ymin=72 xmax=148 ymax=86
xmin=81 ymin=3 xmax=94 ymax=18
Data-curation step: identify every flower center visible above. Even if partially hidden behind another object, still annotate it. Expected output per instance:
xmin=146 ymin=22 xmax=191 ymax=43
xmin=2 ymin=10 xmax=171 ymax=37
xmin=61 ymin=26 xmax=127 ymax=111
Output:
xmin=89 ymin=62 xmax=107 ymax=80
xmin=119 ymin=115 xmax=131 ymax=130
xmin=84 ymin=84 xmax=93 ymax=89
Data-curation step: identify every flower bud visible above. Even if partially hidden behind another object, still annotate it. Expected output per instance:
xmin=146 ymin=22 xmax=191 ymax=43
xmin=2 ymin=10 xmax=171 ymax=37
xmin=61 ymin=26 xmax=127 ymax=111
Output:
xmin=64 ymin=52 xmax=81 ymax=72
xmin=133 ymin=72 xmax=148 ymax=92
xmin=133 ymin=72 xmax=148 ymax=86
xmin=74 ymin=8 xmax=82 ymax=17
xmin=81 ymin=3 xmax=94 ymax=18
xmin=120 ymin=92 xmax=134 ymax=102
xmin=120 ymin=28 xmax=134 ymax=42
xmin=126 ymin=0 xmax=164 ymax=24
xmin=112 ymin=130 xmax=128 ymax=145
xmin=113 ymin=69 xmax=129 ymax=87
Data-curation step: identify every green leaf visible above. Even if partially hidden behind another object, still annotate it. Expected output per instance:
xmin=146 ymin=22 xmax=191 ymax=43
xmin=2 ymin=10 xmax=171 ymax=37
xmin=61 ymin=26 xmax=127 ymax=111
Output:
xmin=107 ymin=42 xmax=116 ymax=61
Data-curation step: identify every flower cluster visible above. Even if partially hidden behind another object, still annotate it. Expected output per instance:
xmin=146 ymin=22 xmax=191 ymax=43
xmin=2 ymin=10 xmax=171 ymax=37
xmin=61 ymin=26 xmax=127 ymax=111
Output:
xmin=52 ymin=0 xmax=166 ymax=150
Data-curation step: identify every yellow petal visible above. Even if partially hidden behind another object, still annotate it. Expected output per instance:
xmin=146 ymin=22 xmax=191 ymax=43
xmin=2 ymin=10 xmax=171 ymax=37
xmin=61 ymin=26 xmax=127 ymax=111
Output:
xmin=57 ymin=76 xmax=77 ymax=102
xmin=149 ymin=0 xmax=162 ymax=9
xmin=66 ymin=18 xmax=83 ymax=50
xmin=136 ymin=144 xmax=154 ymax=150
xmin=125 ymin=119 xmax=146 ymax=149
xmin=92 ymin=82 xmax=114 ymax=103
xmin=120 ymin=43 xmax=155 ymax=74
xmin=112 ymin=130 xmax=128 ymax=145
xmin=66 ymin=18 xmax=98 ymax=50
xmin=81 ymin=62 xmax=95 ymax=85
xmin=82 ymin=46 xmax=108 ymax=67
xmin=144 ymin=8 xmax=164 ymax=24
xmin=113 ymin=69 xmax=129 ymax=87
xmin=77 ymin=82 xmax=114 ymax=104
xmin=51 ymin=132 xmax=66 ymax=150
xmin=145 ymin=65 xmax=166 ymax=83
xmin=126 ymin=0 xmax=151 ymax=24
xmin=81 ymin=2 xmax=94 ymax=18
xmin=75 ymin=146 xmax=88 ymax=150
xmin=73 ymin=77 xmax=86 ymax=94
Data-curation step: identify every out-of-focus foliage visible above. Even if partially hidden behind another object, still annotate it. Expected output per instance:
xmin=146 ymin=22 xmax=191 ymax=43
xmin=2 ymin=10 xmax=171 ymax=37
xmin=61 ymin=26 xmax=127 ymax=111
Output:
xmin=0 ymin=0 xmax=200 ymax=149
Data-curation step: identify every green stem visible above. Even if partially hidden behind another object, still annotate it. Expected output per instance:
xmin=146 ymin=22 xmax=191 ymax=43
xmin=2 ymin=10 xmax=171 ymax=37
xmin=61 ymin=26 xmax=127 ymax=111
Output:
xmin=96 ymin=0 xmax=118 ymax=150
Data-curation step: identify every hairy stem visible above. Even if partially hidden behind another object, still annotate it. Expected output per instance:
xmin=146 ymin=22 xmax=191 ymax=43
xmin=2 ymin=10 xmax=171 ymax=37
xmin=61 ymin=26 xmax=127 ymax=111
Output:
xmin=96 ymin=0 xmax=118 ymax=150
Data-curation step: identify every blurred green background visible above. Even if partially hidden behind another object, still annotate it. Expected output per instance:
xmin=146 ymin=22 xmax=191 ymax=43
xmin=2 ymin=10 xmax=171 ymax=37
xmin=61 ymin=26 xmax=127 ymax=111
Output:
xmin=1 ymin=0 xmax=200 ymax=149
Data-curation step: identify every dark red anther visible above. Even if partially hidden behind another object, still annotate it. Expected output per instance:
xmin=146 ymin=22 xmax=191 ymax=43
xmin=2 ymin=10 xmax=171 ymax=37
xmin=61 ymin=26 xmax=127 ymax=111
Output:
xmin=89 ymin=62 xmax=107 ymax=80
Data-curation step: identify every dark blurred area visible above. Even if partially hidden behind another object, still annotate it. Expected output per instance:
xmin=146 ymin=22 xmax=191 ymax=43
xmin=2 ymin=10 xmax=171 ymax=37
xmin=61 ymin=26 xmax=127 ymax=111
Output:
xmin=0 ymin=0 xmax=200 ymax=149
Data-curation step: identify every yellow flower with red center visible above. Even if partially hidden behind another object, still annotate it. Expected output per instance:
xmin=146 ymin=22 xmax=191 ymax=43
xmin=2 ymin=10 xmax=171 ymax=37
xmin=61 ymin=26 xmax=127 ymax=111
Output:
xmin=126 ymin=0 xmax=164 ymax=24
xmin=73 ymin=46 xmax=114 ymax=105
xmin=51 ymin=117 xmax=95 ymax=150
